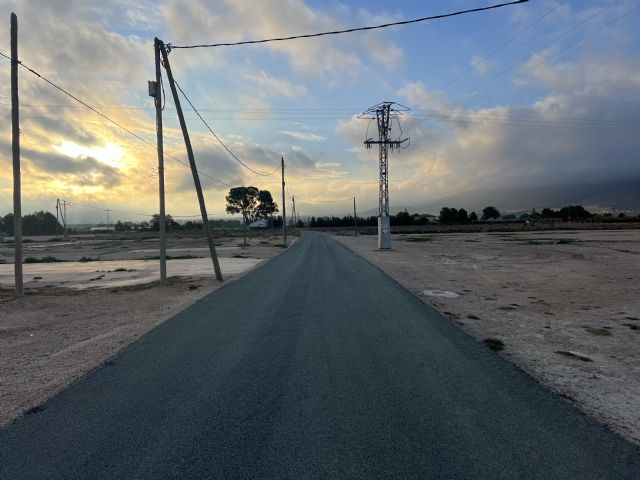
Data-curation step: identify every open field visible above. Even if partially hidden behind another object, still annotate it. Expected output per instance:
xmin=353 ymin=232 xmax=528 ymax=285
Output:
xmin=335 ymin=229 xmax=640 ymax=445
xmin=0 ymin=232 xmax=293 ymax=427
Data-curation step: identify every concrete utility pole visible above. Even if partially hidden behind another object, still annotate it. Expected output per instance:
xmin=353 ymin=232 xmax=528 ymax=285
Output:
xmin=281 ymin=157 xmax=287 ymax=244
xmin=62 ymin=200 xmax=68 ymax=238
xmin=151 ymin=37 xmax=167 ymax=285
xmin=11 ymin=13 xmax=22 ymax=297
xmin=242 ymin=185 xmax=248 ymax=247
xmin=55 ymin=199 xmax=60 ymax=236
xmin=291 ymin=196 xmax=296 ymax=228
xmin=159 ymin=41 xmax=223 ymax=281
xmin=361 ymin=101 xmax=409 ymax=249
xmin=353 ymin=197 xmax=358 ymax=237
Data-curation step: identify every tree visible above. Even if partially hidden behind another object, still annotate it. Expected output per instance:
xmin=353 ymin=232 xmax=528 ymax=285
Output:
xmin=482 ymin=206 xmax=500 ymax=220
xmin=151 ymin=214 xmax=179 ymax=231
xmin=558 ymin=205 xmax=591 ymax=221
xmin=1 ymin=213 xmax=15 ymax=235
xmin=541 ymin=208 xmax=556 ymax=218
xmin=22 ymin=211 xmax=62 ymax=235
xmin=225 ymin=186 xmax=260 ymax=225
xmin=469 ymin=211 xmax=478 ymax=222
xmin=393 ymin=210 xmax=412 ymax=226
xmin=457 ymin=208 xmax=469 ymax=224
xmin=439 ymin=207 xmax=459 ymax=224
xmin=256 ymin=190 xmax=278 ymax=220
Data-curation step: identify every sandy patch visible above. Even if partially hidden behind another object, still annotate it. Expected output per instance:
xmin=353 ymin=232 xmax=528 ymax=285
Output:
xmin=335 ymin=230 xmax=640 ymax=445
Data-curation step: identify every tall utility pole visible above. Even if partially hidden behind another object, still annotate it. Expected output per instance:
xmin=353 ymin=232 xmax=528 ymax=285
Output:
xmin=55 ymin=199 xmax=60 ymax=236
xmin=361 ymin=101 xmax=409 ymax=249
xmin=281 ymin=157 xmax=287 ymax=244
xmin=159 ymin=41 xmax=223 ymax=281
xmin=11 ymin=13 xmax=22 ymax=297
xmin=241 ymin=185 xmax=248 ymax=246
xmin=62 ymin=200 xmax=68 ymax=238
xmin=291 ymin=195 xmax=296 ymax=228
xmin=151 ymin=37 xmax=167 ymax=285
xmin=353 ymin=197 xmax=358 ymax=237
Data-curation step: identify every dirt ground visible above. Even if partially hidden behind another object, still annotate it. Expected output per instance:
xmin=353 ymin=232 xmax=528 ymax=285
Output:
xmin=335 ymin=230 xmax=640 ymax=445
xmin=0 ymin=233 xmax=292 ymax=427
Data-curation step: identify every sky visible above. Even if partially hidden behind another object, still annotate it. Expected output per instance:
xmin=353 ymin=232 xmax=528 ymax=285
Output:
xmin=1 ymin=0 xmax=639 ymax=223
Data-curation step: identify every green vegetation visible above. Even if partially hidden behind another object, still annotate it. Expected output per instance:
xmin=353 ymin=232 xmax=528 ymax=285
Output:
xmin=225 ymin=186 xmax=279 ymax=227
xmin=1 ymin=211 xmax=63 ymax=236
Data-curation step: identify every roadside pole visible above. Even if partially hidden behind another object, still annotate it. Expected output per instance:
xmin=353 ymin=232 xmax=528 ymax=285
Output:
xmin=153 ymin=38 xmax=167 ymax=285
xmin=353 ymin=197 xmax=358 ymax=237
xmin=281 ymin=157 xmax=287 ymax=244
xmin=11 ymin=13 xmax=23 ymax=298
xmin=242 ymin=185 xmax=247 ymax=247
xmin=159 ymin=41 xmax=223 ymax=281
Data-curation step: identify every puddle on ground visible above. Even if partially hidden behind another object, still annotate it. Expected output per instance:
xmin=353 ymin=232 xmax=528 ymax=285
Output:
xmin=0 ymin=257 xmax=262 ymax=290
xmin=423 ymin=290 xmax=460 ymax=298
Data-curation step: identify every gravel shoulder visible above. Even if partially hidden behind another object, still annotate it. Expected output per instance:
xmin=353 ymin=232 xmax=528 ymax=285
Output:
xmin=335 ymin=229 xmax=640 ymax=445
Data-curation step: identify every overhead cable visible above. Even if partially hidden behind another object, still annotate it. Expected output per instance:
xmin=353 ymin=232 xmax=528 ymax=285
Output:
xmin=166 ymin=0 xmax=529 ymax=50
xmin=458 ymin=2 xmax=640 ymax=109
xmin=174 ymin=79 xmax=280 ymax=177
xmin=0 ymin=50 xmax=231 ymax=188
xmin=446 ymin=0 xmax=620 ymax=109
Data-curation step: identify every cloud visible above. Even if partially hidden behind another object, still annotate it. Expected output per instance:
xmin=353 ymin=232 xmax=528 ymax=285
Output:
xmin=24 ymin=147 xmax=121 ymax=185
xmin=161 ymin=0 xmax=404 ymax=82
xmin=279 ymin=130 xmax=325 ymax=142
xmin=470 ymin=55 xmax=491 ymax=76
xmin=336 ymin=53 xmax=640 ymax=205
xmin=245 ymin=71 xmax=308 ymax=99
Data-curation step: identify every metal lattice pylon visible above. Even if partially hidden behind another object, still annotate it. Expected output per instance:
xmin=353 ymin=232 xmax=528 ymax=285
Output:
xmin=360 ymin=101 xmax=409 ymax=248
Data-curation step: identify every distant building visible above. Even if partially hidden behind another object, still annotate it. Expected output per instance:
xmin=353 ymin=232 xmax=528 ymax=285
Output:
xmin=249 ymin=219 xmax=269 ymax=230
xmin=415 ymin=214 xmax=437 ymax=223
xmin=90 ymin=226 xmax=115 ymax=233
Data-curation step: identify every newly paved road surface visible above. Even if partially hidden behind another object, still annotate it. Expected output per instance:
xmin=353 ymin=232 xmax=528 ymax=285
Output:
xmin=1 ymin=232 xmax=639 ymax=479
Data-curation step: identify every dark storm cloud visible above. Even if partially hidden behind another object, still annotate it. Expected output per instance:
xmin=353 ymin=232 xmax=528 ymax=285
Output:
xmin=21 ymin=145 xmax=122 ymax=187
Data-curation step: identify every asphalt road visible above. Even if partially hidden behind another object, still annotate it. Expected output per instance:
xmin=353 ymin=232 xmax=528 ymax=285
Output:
xmin=1 ymin=232 xmax=639 ymax=479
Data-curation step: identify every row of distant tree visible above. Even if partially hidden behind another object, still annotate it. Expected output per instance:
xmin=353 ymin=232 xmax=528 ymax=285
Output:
xmin=0 ymin=211 xmax=63 ymax=236
xmin=2 ymin=203 xmax=638 ymax=236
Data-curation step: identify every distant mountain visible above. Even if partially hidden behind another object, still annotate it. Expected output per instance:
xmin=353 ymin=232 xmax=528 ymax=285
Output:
xmin=359 ymin=205 xmax=421 ymax=217
xmin=415 ymin=178 xmax=640 ymax=215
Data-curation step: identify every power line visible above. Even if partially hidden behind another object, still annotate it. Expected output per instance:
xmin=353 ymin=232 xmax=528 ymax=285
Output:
xmin=63 ymin=200 xmax=225 ymax=219
xmin=173 ymin=79 xmax=280 ymax=177
xmin=411 ymin=113 xmax=638 ymax=133
xmin=458 ymin=2 xmax=640 ymax=109
xmin=64 ymin=200 xmax=153 ymax=218
xmin=166 ymin=0 xmax=529 ymax=50
xmin=0 ymin=50 xmax=232 ymax=188
xmin=431 ymin=1 xmax=567 ymax=97
xmin=445 ymin=0 xmax=620 ymax=109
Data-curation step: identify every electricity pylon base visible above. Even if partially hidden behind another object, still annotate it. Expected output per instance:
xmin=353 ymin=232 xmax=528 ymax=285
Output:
xmin=378 ymin=215 xmax=391 ymax=249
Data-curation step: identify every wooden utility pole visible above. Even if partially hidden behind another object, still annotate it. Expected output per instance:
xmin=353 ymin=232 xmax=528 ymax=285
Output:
xmin=281 ymin=157 xmax=287 ymax=244
xmin=153 ymin=38 xmax=167 ymax=285
xmin=11 ymin=13 xmax=22 ymax=297
xmin=159 ymin=41 xmax=223 ymax=281
xmin=353 ymin=197 xmax=358 ymax=237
